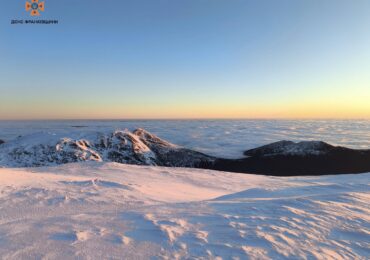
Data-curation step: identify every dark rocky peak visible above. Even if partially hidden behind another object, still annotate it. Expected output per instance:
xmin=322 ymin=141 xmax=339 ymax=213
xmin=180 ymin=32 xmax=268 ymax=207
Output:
xmin=244 ymin=140 xmax=334 ymax=157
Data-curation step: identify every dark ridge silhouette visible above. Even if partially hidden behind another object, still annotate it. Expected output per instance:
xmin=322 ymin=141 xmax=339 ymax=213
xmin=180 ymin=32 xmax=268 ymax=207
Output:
xmin=204 ymin=141 xmax=370 ymax=176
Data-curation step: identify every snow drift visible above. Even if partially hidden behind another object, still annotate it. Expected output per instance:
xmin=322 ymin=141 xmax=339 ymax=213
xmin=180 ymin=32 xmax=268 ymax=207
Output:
xmin=0 ymin=162 xmax=368 ymax=259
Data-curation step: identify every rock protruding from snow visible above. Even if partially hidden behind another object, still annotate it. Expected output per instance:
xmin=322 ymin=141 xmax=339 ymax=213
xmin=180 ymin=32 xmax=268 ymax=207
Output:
xmin=96 ymin=130 xmax=158 ymax=165
xmin=244 ymin=140 xmax=334 ymax=157
xmin=0 ymin=139 xmax=4 ymax=145
xmin=0 ymin=129 xmax=214 ymax=168
xmin=56 ymin=138 xmax=102 ymax=163
xmin=133 ymin=128 xmax=177 ymax=149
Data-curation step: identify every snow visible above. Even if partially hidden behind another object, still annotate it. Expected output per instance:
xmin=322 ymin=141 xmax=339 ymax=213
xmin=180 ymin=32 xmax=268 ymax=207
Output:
xmin=0 ymin=129 xmax=212 ymax=168
xmin=0 ymin=162 xmax=369 ymax=259
xmin=1 ymin=119 xmax=370 ymax=158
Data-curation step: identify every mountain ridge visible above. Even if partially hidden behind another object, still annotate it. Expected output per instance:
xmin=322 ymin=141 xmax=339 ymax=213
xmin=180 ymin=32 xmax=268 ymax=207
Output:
xmin=0 ymin=128 xmax=214 ymax=168
xmin=1 ymin=129 xmax=370 ymax=176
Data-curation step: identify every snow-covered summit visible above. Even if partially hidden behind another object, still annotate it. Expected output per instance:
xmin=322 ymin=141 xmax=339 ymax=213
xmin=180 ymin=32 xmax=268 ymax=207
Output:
xmin=0 ymin=129 xmax=214 ymax=168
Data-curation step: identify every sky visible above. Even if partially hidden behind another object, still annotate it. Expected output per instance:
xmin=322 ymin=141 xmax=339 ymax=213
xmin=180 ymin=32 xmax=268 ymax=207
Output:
xmin=1 ymin=0 xmax=370 ymax=119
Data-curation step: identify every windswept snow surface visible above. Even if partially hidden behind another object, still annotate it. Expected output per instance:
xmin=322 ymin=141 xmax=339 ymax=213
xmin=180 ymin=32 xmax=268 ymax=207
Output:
xmin=0 ymin=163 xmax=369 ymax=259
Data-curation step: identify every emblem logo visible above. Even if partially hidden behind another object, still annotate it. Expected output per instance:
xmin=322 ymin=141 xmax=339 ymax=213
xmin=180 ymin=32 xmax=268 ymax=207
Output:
xmin=25 ymin=0 xmax=45 ymax=16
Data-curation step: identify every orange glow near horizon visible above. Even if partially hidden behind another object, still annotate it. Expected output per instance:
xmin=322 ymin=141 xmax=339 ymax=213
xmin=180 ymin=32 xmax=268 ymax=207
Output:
xmin=1 ymin=99 xmax=370 ymax=120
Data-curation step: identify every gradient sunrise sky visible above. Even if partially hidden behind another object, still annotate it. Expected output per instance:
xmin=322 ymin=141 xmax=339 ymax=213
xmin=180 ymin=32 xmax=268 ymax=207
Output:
xmin=1 ymin=0 xmax=370 ymax=119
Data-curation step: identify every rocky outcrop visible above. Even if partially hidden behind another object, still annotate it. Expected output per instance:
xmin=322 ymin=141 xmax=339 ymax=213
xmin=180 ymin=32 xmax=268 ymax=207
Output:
xmin=0 ymin=129 xmax=214 ymax=168
xmin=0 ymin=139 xmax=4 ymax=145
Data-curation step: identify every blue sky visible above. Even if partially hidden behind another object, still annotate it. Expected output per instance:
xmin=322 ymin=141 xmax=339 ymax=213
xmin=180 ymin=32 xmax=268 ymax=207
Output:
xmin=1 ymin=0 xmax=370 ymax=119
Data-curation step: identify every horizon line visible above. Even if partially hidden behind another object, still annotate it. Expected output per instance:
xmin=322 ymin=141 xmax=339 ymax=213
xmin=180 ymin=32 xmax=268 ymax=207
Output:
xmin=1 ymin=117 xmax=370 ymax=121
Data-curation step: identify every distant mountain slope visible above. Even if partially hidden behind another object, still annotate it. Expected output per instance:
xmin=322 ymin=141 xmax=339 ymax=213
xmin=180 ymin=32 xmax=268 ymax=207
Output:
xmin=211 ymin=141 xmax=370 ymax=176
xmin=0 ymin=128 xmax=214 ymax=168
xmin=1 ymin=129 xmax=370 ymax=175
xmin=244 ymin=140 xmax=334 ymax=157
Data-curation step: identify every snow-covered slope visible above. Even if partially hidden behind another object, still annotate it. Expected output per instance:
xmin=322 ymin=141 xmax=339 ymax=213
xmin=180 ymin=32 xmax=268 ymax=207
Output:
xmin=0 ymin=129 xmax=214 ymax=168
xmin=0 ymin=162 xmax=369 ymax=259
